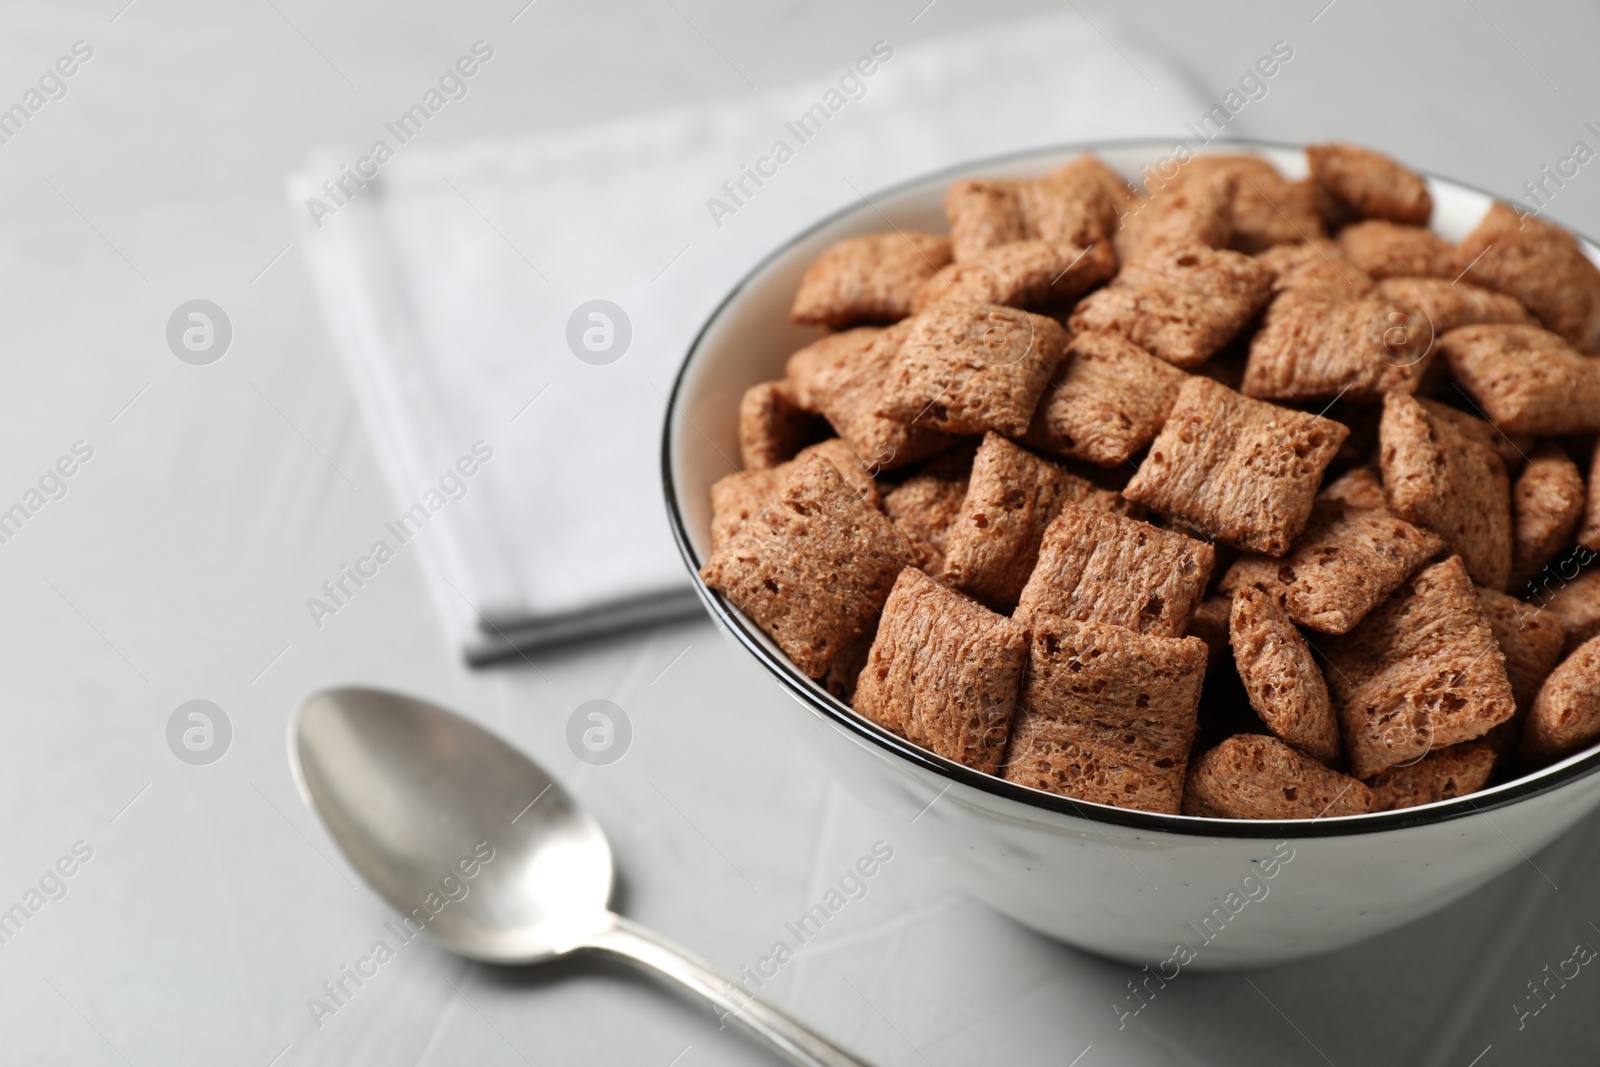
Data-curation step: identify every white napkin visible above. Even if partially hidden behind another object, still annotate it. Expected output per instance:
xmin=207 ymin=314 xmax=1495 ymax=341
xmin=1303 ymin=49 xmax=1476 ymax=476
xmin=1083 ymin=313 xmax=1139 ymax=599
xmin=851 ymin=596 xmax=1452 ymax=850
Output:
xmin=291 ymin=12 xmax=1205 ymax=664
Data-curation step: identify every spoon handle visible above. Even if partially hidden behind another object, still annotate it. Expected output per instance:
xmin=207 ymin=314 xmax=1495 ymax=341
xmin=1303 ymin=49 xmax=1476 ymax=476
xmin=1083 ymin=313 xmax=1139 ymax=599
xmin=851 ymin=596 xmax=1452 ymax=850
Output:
xmin=585 ymin=914 xmax=874 ymax=1067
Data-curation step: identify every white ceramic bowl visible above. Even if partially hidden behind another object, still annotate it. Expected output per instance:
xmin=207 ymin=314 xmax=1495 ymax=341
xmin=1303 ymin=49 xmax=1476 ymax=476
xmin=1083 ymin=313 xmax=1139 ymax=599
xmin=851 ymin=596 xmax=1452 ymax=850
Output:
xmin=662 ymin=140 xmax=1600 ymax=969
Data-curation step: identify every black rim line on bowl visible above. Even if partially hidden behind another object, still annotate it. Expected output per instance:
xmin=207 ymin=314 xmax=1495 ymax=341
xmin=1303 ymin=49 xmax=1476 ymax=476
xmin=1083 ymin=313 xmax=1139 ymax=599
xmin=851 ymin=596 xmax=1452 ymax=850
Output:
xmin=660 ymin=136 xmax=1600 ymax=840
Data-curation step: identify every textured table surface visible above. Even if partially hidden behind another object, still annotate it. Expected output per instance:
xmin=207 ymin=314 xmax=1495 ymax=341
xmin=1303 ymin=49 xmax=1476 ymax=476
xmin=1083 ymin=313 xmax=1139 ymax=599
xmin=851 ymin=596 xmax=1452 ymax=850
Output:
xmin=1 ymin=1 xmax=1597 ymax=1064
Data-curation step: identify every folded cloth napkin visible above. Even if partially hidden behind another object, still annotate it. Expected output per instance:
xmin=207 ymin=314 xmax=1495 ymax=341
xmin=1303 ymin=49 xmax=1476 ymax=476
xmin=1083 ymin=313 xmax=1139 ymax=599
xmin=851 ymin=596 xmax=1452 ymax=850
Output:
xmin=291 ymin=11 xmax=1204 ymax=665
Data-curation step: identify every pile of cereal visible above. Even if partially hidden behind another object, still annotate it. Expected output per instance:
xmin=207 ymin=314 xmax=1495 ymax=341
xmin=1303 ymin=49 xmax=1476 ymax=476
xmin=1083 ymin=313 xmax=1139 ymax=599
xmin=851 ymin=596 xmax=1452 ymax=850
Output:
xmin=699 ymin=143 xmax=1600 ymax=819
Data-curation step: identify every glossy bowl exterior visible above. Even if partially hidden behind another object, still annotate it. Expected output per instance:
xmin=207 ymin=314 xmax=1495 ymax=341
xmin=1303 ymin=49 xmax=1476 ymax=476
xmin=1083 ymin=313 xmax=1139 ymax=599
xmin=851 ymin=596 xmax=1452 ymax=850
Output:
xmin=662 ymin=141 xmax=1600 ymax=968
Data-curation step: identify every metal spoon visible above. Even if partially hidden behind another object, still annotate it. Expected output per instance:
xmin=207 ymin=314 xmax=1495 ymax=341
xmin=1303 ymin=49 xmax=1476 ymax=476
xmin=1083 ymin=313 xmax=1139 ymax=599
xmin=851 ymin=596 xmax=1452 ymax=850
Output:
xmin=291 ymin=687 xmax=871 ymax=1067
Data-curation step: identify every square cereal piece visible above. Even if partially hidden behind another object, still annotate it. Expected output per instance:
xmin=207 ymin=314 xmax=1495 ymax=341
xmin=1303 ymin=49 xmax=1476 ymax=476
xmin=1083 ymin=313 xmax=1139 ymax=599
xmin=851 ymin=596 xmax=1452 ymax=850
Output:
xmin=739 ymin=380 xmax=826 ymax=469
xmin=1439 ymin=323 xmax=1600 ymax=435
xmin=1243 ymin=294 xmax=1431 ymax=403
xmin=1307 ymin=142 xmax=1432 ymax=226
xmin=1070 ymin=244 xmax=1273 ymax=369
xmin=821 ymin=623 xmax=876 ymax=705
xmin=1013 ymin=502 xmax=1215 ymax=636
xmin=877 ymin=302 xmax=1068 ymax=436
xmin=1024 ymin=157 xmax=1129 ymax=246
xmin=1124 ymin=376 xmax=1349 ymax=556
xmin=699 ymin=453 xmax=917 ymax=677
xmin=1021 ymin=330 xmax=1188 ymax=467
xmin=794 ymin=439 xmax=879 ymax=503
xmin=1367 ymin=742 xmax=1496 ymax=811
xmin=1318 ymin=466 xmax=1388 ymax=511
xmin=852 ymin=568 xmax=1029 ymax=774
xmin=944 ymin=158 xmax=1120 ymax=261
xmin=1189 ymin=592 xmax=1234 ymax=671
xmin=1543 ymin=567 xmax=1600 ymax=653
xmin=942 ymin=433 xmax=1127 ymax=611
xmin=1583 ymin=437 xmax=1600 ymax=550
xmin=785 ymin=324 xmax=956 ymax=471
xmin=944 ymin=179 xmax=1030 ymax=260
xmin=1522 ymin=634 xmax=1600 ymax=765
xmin=710 ymin=468 xmax=779 ymax=554
xmin=713 ymin=435 xmax=885 ymax=551
xmin=1115 ymin=169 xmax=1236 ymax=262
xmin=1478 ymin=586 xmax=1568 ymax=712
xmin=1230 ymin=585 xmax=1342 ymax=765
xmin=1458 ymin=202 xmax=1600 ymax=352
xmin=1255 ymin=240 xmax=1374 ymax=302
xmin=790 ymin=232 xmax=953 ymax=328
xmin=1511 ymin=443 xmax=1586 ymax=589
xmin=913 ymin=239 xmax=1117 ymax=313
xmin=1222 ymin=500 xmax=1444 ymax=635
xmin=1002 ymin=617 xmax=1206 ymax=814
xmin=1067 ymin=153 xmax=1143 ymax=218
xmin=1183 ymin=734 xmax=1372 ymax=819
xmin=1379 ymin=393 xmax=1512 ymax=590
xmin=1324 ymin=556 xmax=1517 ymax=778
xmin=1374 ymin=277 xmax=1531 ymax=335
xmin=881 ymin=442 xmax=976 ymax=574
xmin=1179 ymin=155 xmax=1324 ymax=253
xmin=1417 ymin=398 xmax=1531 ymax=475
xmin=1335 ymin=221 xmax=1456 ymax=279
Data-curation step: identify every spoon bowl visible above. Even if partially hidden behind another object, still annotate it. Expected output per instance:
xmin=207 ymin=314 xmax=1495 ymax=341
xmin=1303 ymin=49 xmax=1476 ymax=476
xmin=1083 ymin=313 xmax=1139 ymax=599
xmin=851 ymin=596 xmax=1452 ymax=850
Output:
xmin=291 ymin=687 xmax=870 ymax=1067
xmin=292 ymin=688 xmax=614 ymax=963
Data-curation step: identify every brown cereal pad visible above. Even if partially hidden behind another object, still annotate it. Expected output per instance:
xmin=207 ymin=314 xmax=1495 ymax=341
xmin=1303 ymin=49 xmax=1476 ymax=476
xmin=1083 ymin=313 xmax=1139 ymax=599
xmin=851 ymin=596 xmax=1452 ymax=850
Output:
xmin=1243 ymin=294 xmax=1431 ymax=403
xmin=1335 ymin=221 xmax=1456 ymax=279
xmin=1542 ymin=566 xmax=1600 ymax=654
xmin=1522 ymin=634 xmax=1600 ymax=765
xmin=1439 ymin=323 xmax=1600 ymax=436
xmin=1580 ymin=436 xmax=1600 ymax=550
xmin=709 ymin=437 xmax=881 ymax=551
xmin=1124 ymin=376 xmax=1348 ymax=556
xmin=709 ymin=468 xmax=780 ymax=554
xmin=852 ymin=568 xmax=1029 ymax=774
xmin=943 ymin=433 xmax=1127 ymax=612
xmin=1002 ymin=617 xmax=1206 ymax=814
xmin=944 ymin=156 xmax=1123 ymax=261
xmin=790 ymin=232 xmax=953 ymax=328
xmin=1307 ymin=142 xmax=1433 ymax=226
xmin=1115 ymin=168 xmax=1236 ymax=263
xmin=1070 ymin=244 xmax=1273 ymax=370
xmin=1230 ymin=585 xmax=1342 ymax=765
xmin=877 ymin=302 xmax=1068 ymax=436
xmin=1458 ymin=202 xmax=1600 ymax=353
xmin=1373 ymin=276 xmax=1531 ymax=337
xmin=1366 ymin=742 xmax=1496 ymax=811
xmin=1189 ymin=592 xmax=1235 ymax=671
xmin=1222 ymin=501 xmax=1444 ymax=635
xmin=1070 ymin=153 xmax=1143 ymax=218
xmin=739 ymin=380 xmax=828 ymax=469
xmin=913 ymin=239 xmax=1117 ymax=313
xmin=1510 ymin=443 xmax=1586 ymax=590
xmin=1379 ymin=393 xmax=1512 ymax=590
xmin=821 ymin=623 xmax=877 ymax=705
xmin=1021 ymin=330 xmax=1188 ymax=467
xmin=1183 ymin=734 xmax=1372 ymax=819
xmin=1324 ymin=556 xmax=1516 ymax=779
xmin=785 ymin=323 xmax=956 ymax=471
xmin=1318 ymin=466 xmax=1388 ymax=511
xmin=881 ymin=441 xmax=977 ymax=574
xmin=699 ymin=453 xmax=917 ymax=677
xmin=1180 ymin=155 xmax=1324 ymax=254
xmin=1417 ymin=398 xmax=1531 ymax=475
xmin=1013 ymin=501 xmax=1214 ymax=636
xmin=1477 ymin=586 xmax=1567 ymax=714
xmin=1255 ymin=240 xmax=1374 ymax=303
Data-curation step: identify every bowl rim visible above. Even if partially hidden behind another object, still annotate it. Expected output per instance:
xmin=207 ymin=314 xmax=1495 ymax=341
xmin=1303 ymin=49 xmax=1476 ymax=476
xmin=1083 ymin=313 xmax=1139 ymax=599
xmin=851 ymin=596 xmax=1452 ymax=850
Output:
xmin=661 ymin=135 xmax=1600 ymax=840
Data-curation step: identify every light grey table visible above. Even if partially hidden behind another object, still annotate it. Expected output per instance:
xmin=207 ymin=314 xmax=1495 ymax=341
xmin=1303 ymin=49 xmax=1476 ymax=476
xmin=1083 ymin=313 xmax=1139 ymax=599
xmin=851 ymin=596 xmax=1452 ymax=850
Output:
xmin=1 ymin=1 xmax=1596 ymax=1063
